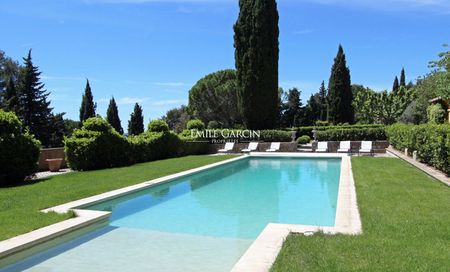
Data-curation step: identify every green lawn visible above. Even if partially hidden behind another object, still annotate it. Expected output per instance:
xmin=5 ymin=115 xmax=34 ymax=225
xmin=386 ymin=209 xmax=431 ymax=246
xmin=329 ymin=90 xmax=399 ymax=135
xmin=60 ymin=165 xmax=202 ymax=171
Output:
xmin=271 ymin=157 xmax=450 ymax=272
xmin=0 ymin=155 xmax=237 ymax=241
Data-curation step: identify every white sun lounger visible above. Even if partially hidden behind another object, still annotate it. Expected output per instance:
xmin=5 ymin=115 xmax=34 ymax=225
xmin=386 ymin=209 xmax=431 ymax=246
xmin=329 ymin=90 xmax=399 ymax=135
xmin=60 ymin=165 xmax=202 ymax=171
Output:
xmin=315 ymin=141 xmax=328 ymax=152
xmin=266 ymin=142 xmax=280 ymax=152
xmin=337 ymin=141 xmax=351 ymax=153
xmin=242 ymin=142 xmax=259 ymax=153
xmin=359 ymin=141 xmax=373 ymax=155
xmin=218 ymin=142 xmax=235 ymax=153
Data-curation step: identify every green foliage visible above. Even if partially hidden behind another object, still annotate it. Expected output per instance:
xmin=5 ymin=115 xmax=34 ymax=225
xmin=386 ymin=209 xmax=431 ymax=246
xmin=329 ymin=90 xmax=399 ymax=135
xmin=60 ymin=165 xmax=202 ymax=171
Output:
xmin=386 ymin=124 xmax=450 ymax=174
xmin=259 ymin=130 xmax=292 ymax=142
xmin=188 ymin=70 xmax=241 ymax=127
xmin=128 ymin=132 xmax=181 ymax=163
xmin=316 ymin=127 xmax=387 ymax=141
xmin=392 ymin=76 xmax=399 ymax=94
xmin=293 ymin=124 xmax=384 ymax=138
xmin=427 ymin=104 xmax=446 ymax=124
xmin=296 ymin=135 xmax=311 ymax=144
xmin=187 ymin=119 xmax=205 ymax=130
xmin=162 ymin=105 xmax=191 ymax=133
xmin=79 ymin=79 xmax=96 ymax=123
xmin=64 ymin=117 xmax=131 ymax=170
xmin=148 ymin=120 xmax=169 ymax=132
xmin=128 ymin=103 xmax=144 ymax=136
xmin=106 ymin=97 xmax=123 ymax=134
xmin=400 ymin=67 xmax=406 ymax=87
xmin=315 ymin=120 xmax=330 ymax=126
xmin=234 ymin=0 xmax=279 ymax=129
xmin=327 ymin=45 xmax=354 ymax=124
xmin=280 ymin=88 xmax=303 ymax=127
xmin=207 ymin=120 xmax=220 ymax=129
xmin=0 ymin=110 xmax=40 ymax=185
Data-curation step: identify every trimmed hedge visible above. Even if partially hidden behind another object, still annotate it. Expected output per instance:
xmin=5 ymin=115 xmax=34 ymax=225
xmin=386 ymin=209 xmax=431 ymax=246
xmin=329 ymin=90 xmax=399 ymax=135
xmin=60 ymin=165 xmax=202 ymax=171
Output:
xmin=0 ymin=110 xmax=41 ymax=185
xmin=65 ymin=117 xmax=209 ymax=171
xmin=292 ymin=124 xmax=385 ymax=138
xmin=148 ymin=120 xmax=169 ymax=132
xmin=297 ymin=135 xmax=311 ymax=144
xmin=316 ymin=127 xmax=387 ymax=141
xmin=179 ymin=129 xmax=292 ymax=142
xmin=386 ymin=124 xmax=450 ymax=174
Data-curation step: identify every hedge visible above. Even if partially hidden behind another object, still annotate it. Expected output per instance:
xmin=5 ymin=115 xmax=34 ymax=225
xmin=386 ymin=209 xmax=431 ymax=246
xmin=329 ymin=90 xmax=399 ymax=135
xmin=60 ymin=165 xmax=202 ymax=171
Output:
xmin=386 ymin=124 xmax=450 ymax=174
xmin=65 ymin=117 xmax=209 ymax=171
xmin=291 ymin=124 xmax=385 ymax=138
xmin=316 ymin=127 xmax=387 ymax=141
xmin=179 ymin=129 xmax=292 ymax=142
xmin=0 ymin=110 xmax=41 ymax=185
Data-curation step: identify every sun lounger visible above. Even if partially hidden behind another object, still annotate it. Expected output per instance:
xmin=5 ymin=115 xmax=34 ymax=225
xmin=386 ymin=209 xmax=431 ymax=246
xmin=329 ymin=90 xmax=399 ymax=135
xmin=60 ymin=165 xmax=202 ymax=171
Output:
xmin=315 ymin=141 xmax=328 ymax=152
xmin=266 ymin=142 xmax=280 ymax=152
xmin=218 ymin=142 xmax=235 ymax=153
xmin=337 ymin=141 xmax=351 ymax=153
xmin=242 ymin=142 xmax=258 ymax=153
xmin=359 ymin=141 xmax=373 ymax=155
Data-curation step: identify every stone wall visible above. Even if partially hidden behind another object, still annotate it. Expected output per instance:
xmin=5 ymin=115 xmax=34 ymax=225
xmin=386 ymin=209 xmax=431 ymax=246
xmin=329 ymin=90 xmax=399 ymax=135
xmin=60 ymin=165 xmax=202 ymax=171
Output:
xmin=38 ymin=148 xmax=67 ymax=171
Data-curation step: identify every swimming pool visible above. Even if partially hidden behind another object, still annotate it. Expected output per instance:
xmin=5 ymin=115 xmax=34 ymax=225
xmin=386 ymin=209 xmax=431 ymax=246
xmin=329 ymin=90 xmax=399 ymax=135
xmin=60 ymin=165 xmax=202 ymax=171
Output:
xmin=1 ymin=156 xmax=341 ymax=272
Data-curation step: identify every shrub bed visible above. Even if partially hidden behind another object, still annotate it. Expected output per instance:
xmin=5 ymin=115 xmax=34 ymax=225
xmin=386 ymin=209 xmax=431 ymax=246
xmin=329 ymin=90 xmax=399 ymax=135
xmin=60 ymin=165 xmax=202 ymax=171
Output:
xmin=179 ymin=129 xmax=292 ymax=142
xmin=386 ymin=124 xmax=450 ymax=174
xmin=316 ymin=127 xmax=387 ymax=141
xmin=0 ymin=110 xmax=41 ymax=185
xmin=65 ymin=118 xmax=208 ymax=171
xmin=292 ymin=124 xmax=384 ymax=138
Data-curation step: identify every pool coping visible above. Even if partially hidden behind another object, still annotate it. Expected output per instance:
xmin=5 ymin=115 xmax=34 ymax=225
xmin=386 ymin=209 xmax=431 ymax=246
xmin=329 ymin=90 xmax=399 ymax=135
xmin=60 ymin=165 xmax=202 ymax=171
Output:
xmin=231 ymin=153 xmax=362 ymax=272
xmin=0 ymin=153 xmax=362 ymax=272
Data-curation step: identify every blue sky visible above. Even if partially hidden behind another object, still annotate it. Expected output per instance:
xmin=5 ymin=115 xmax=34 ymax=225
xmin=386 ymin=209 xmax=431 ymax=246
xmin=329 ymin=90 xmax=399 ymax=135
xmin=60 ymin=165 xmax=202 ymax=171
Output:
xmin=0 ymin=0 xmax=449 ymax=127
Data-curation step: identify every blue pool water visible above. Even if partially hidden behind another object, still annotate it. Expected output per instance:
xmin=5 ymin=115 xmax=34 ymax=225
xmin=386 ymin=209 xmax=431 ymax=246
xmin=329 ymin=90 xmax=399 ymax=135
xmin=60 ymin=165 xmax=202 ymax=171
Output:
xmin=1 ymin=156 xmax=341 ymax=272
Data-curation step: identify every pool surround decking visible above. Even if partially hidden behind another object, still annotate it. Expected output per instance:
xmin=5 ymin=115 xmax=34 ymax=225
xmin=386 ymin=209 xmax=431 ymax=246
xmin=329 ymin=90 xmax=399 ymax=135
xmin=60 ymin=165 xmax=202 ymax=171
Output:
xmin=0 ymin=153 xmax=361 ymax=272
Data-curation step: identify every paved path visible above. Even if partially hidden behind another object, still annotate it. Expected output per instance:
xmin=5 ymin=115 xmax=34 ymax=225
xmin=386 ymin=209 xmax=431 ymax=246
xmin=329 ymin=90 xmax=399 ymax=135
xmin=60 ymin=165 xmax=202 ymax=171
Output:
xmin=33 ymin=168 xmax=73 ymax=180
xmin=387 ymin=146 xmax=450 ymax=186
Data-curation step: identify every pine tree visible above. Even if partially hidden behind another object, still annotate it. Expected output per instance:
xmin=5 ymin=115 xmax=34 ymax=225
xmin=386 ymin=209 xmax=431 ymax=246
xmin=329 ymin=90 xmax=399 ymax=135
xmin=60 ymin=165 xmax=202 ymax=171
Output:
xmin=234 ymin=0 xmax=279 ymax=129
xmin=106 ymin=97 xmax=123 ymax=134
xmin=392 ymin=76 xmax=399 ymax=94
xmin=327 ymin=45 xmax=353 ymax=124
xmin=128 ymin=103 xmax=144 ymax=135
xmin=3 ymin=77 xmax=19 ymax=112
xmin=80 ymin=79 xmax=96 ymax=123
xmin=281 ymin=88 xmax=302 ymax=127
xmin=16 ymin=50 xmax=53 ymax=145
xmin=400 ymin=67 xmax=406 ymax=87
xmin=318 ymin=81 xmax=328 ymax=121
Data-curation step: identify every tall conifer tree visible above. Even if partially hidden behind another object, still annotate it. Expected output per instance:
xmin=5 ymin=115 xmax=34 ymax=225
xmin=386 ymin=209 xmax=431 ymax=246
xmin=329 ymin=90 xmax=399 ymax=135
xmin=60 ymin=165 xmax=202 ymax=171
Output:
xmin=79 ymin=79 xmax=96 ymax=123
xmin=234 ymin=0 xmax=279 ymax=129
xmin=16 ymin=50 xmax=53 ymax=145
xmin=3 ymin=77 xmax=19 ymax=112
xmin=106 ymin=97 xmax=123 ymax=134
xmin=318 ymin=81 xmax=328 ymax=121
xmin=327 ymin=45 xmax=353 ymax=124
xmin=392 ymin=76 xmax=400 ymax=94
xmin=128 ymin=103 xmax=144 ymax=135
xmin=400 ymin=67 xmax=406 ymax=87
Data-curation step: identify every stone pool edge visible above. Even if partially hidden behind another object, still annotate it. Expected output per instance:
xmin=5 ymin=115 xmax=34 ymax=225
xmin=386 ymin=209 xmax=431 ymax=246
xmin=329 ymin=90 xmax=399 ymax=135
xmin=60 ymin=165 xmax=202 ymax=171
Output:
xmin=0 ymin=155 xmax=248 ymax=260
xmin=231 ymin=153 xmax=362 ymax=272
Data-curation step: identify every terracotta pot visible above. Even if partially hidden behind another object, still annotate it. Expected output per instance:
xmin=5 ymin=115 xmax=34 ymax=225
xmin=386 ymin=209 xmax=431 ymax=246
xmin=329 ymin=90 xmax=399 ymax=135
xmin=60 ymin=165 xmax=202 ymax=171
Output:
xmin=46 ymin=158 xmax=63 ymax=172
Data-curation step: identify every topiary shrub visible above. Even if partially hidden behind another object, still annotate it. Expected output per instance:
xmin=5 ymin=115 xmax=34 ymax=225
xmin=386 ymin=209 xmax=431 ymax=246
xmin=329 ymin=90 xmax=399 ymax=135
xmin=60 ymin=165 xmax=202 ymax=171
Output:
xmin=187 ymin=119 xmax=205 ymax=130
xmin=128 ymin=131 xmax=181 ymax=163
xmin=148 ymin=120 xmax=169 ymax=132
xmin=297 ymin=135 xmax=311 ymax=144
xmin=64 ymin=117 xmax=131 ymax=171
xmin=427 ymin=104 xmax=446 ymax=124
xmin=0 ymin=110 xmax=41 ymax=185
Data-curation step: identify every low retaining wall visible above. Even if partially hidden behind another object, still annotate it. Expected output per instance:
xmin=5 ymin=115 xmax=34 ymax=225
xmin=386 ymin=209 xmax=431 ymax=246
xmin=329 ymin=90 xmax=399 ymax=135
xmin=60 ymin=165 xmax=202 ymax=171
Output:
xmin=38 ymin=148 xmax=67 ymax=171
xmin=311 ymin=141 xmax=389 ymax=153
xmin=208 ymin=142 xmax=297 ymax=154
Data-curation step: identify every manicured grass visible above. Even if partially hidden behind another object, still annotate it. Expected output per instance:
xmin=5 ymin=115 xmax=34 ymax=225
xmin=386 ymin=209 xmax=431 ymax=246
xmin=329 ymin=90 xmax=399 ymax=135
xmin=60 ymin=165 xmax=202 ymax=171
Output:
xmin=271 ymin=157 xmax=450 ymax=272
xmin=0 ymin=155 xmax=237 ymax=241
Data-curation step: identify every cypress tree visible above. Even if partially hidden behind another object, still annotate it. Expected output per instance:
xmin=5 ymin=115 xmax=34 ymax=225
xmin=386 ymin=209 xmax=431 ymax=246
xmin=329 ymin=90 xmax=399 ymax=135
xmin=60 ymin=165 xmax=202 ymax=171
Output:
xmin=327 ymin=45 xmax=353 ymax=124
xmin=234 ymin=0 xmax=279 ymax=129
xmin=16 ymin=50 xmax=53 ymax=145
xmin=128 ymin=103 xmax=144 ymax=135
xmin=106 ymin=97 xmax=123 ymax=134
xmin=80 ymin=79 xmax=96 ymax=123
xmin=318 ymin=81 xmax=328 ymax=121
xmin=3 ymin=77 xmax=19 ymax=112
xmin=392 ymin=76 xmax=399 ymax=94
xmin=400 ymin=67 xmax=406 ymax=87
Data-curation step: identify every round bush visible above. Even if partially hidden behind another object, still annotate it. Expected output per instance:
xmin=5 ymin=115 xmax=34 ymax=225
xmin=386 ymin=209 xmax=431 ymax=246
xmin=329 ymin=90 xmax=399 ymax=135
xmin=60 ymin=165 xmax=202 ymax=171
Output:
xmin=187 ymin=119 xmax=205 ymax=130
xmin=0 ymin=110 xmax=40 ymax=185
xmin=297 ymin=135 xmax=311 ymax=144
xmin=207 ymin=120 xmax=220 ymax=129
xmin=148 ymin=120 xmax=169 ymax=132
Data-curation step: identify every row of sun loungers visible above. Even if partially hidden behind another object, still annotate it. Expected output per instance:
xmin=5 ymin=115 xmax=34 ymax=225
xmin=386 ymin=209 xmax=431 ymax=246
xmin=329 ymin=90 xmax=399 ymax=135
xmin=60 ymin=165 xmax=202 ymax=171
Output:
xmin=218 ymin=141 xmax=374 ymax=155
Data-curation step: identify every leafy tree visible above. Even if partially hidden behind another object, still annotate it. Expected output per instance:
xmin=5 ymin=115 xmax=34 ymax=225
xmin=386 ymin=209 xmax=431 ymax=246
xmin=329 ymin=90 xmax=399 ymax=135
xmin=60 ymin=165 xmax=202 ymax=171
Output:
xmin=400 ymin=67 xmax=406 ymax=87
xmin=427 ymin=104 xmax=446 ymax=124
xmin=15 ymin=50 xmax=54 ymax=146
xmin=106 ymin=97 xmax=123 ymax=134
xmin=162 ymin=105 xmax=191 ymax=133
xmin=63 ymin=119 xmax=80 ymax=137
xmin=188 ymin=70 xmax=241 ymax=127
xmin=304 ymin=94 xmax=322 ymax=126
xmin=3 ymin=77 xmax=19 ymax=112
xmin=0 ymin=50 xmax=21 ymax=106
xmin=79 ymin=79 xmax=96 ymax=123
xmin=392 ymin=76 xmax=400 ymax=94
xmin=148 ymin=120 xmax=169 ymax=132
xmin=234 ymin=0 xmax=279 ymax=129
xmin=352 ymin=85 xmax=377 ymax=124
xmin=128 ymin=103 xmax=144 ymax=135
xmin=327 ymin=45 xmax=353 ymax=124
xmin=280 ymin=88 xmax=303 ymax=127
xmin=187 ymin=119 xmax=205 ymax=130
